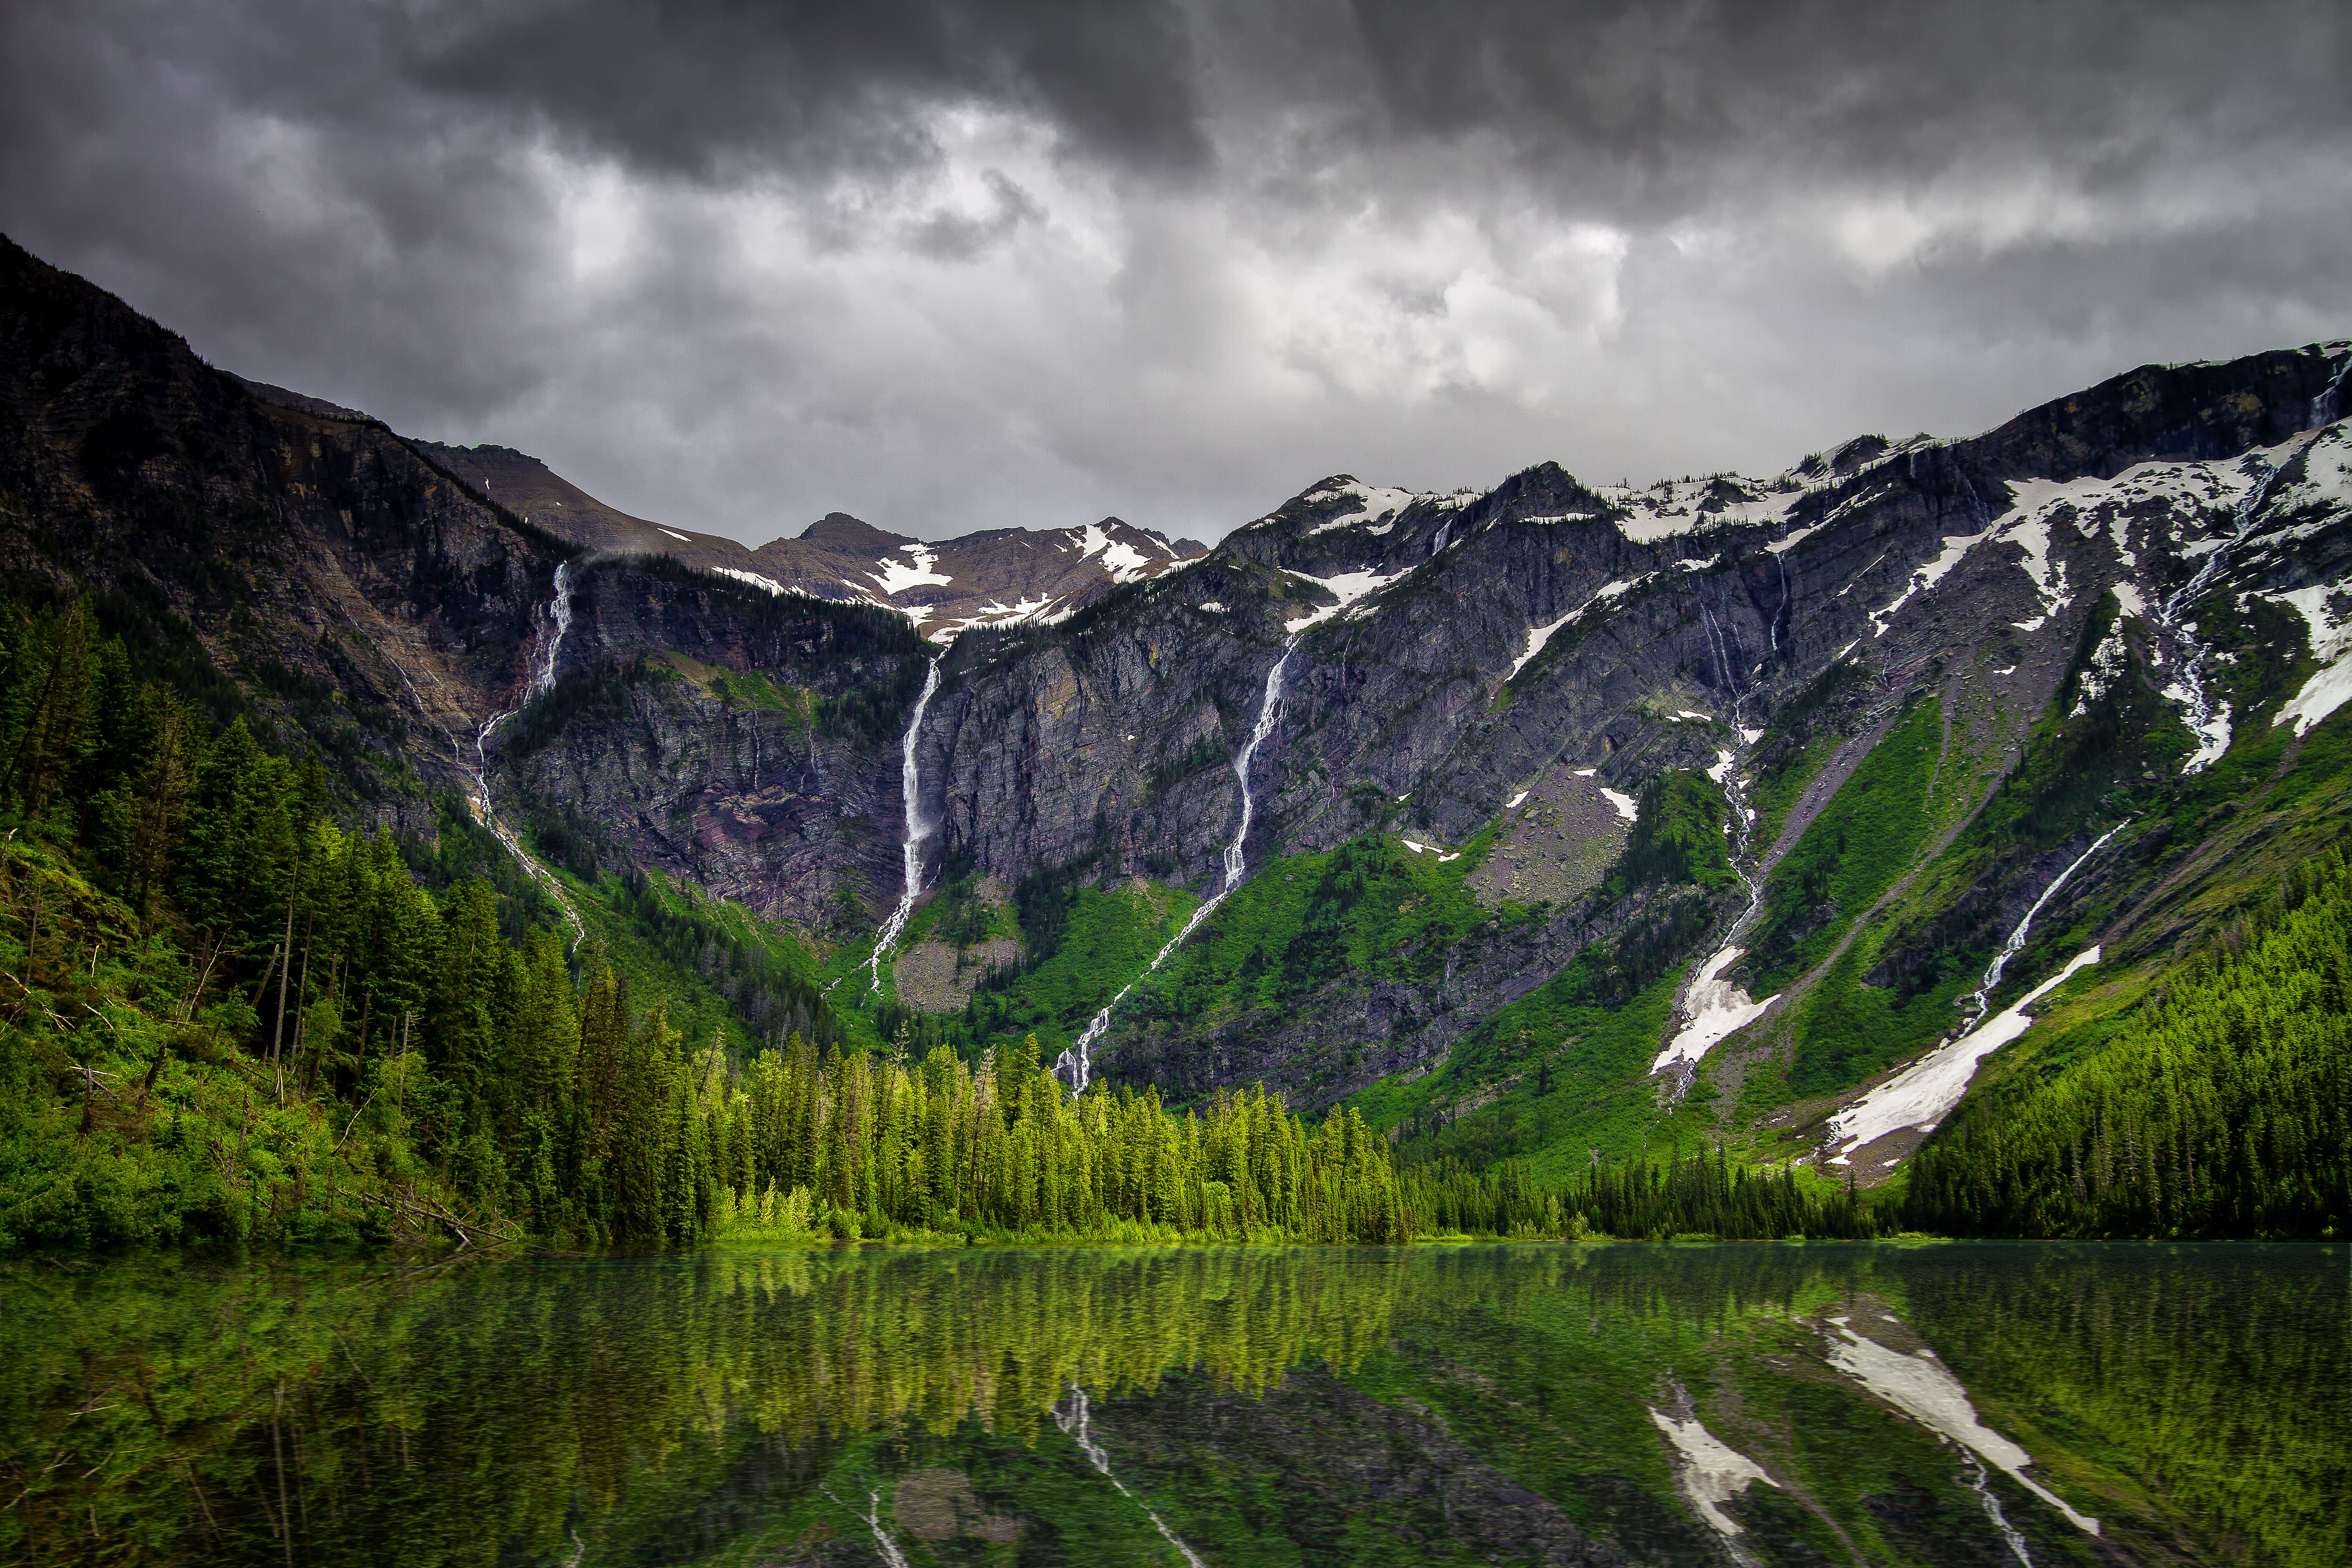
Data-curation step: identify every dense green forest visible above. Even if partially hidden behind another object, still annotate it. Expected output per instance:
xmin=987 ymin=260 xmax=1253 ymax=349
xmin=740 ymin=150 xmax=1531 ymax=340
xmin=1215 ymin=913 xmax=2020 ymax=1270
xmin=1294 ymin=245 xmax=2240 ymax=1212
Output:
xmin=1902 ymin=848 xmax=2351 ymax=1238
xmin=0 ymin=590 xmax=1416 ymax=1250
xmin=0 ymin=572 xmax=2339 ymax=1254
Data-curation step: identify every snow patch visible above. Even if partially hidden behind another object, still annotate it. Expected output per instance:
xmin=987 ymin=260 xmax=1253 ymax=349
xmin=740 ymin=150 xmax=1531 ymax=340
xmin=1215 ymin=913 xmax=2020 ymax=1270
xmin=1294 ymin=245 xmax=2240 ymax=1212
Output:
xmin=1600 ymin=787 xmax=1639 ymax=822
xmin=1504 ymin=791 xmax=1529 ymax=811
xmin=1198 ymin=601 xmax=1227 ymax=614
xmin=1828 ymin=949 xmax=2101 ymax=1155
xmin=1869 ymin=528 xmax=1989 ymax=637
xmin=868 ymin=543 xmax=953 ymax=596
xmin=1283 ymin=567 xmax=1406 ymax=633
xmin=924 ymin=592 xmax=1071 ymax=643
xmin=658 ymin=527 xmax=693 ymax=543
xmin=1651 ymin=947 xmax=1777 ymax=1075
xmin=2267 ymin=582 xmax=2352 ymax=736
xmin=713 ymin=567 xmax=790 ymax=597
xmin=1302 ymin=480 xmax=1421 ymax=535
xmin=1066 ymin=522 xmax=1155 ymax=583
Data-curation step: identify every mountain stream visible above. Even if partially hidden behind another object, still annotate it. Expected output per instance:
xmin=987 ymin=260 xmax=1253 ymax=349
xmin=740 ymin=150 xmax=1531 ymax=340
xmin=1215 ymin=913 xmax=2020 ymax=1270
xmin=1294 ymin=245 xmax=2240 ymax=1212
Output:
xmin=1055 ymin=634 xmax=1302 ymax=1093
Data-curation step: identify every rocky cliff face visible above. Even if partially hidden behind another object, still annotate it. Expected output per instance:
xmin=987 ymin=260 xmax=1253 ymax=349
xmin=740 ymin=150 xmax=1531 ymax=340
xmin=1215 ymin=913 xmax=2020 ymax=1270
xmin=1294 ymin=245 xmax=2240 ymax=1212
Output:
xmin=9 ymin=232 xmax=2350 ymax=1167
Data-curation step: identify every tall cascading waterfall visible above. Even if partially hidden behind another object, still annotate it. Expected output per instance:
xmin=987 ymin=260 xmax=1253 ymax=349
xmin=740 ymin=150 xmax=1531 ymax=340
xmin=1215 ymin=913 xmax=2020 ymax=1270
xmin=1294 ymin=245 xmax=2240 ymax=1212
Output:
xmin=1054 ymin=635 xmax=1302 ymax=1094
xmin=1052 ymin=1386 xmax=1207 ymax=1568
xmin=1946 ymin=824 xmax=2125 ymax=1042
xmin=1654 ymin=602 xmax=1771 ymax=1100
xmin=868 ymin=656 xmax=944 ymax=991
xmin=2157 ymin=356 xmax=2348 ymax=771
xmin=468 ymin=560 xmax=586 ymax=949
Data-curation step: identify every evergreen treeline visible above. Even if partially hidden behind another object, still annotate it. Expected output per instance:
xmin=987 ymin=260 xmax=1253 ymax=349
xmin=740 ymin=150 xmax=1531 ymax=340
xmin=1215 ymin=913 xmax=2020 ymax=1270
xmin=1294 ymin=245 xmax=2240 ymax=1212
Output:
xmin=715 ymin=1038 xmax=1408 ymax=1245
xmin=1403 ymin=1148 xmax=1880 ymax=1241
xmin=0 ymin=589 xmax=1408 ymax=1249
xmin=1903 ymin=849 xmax=2352 ymax=1239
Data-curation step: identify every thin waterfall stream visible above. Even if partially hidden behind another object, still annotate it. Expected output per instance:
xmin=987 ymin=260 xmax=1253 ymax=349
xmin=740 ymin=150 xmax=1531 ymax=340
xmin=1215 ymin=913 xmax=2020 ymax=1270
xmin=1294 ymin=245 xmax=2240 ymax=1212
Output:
xmin=466 ymin=560 xmax=586 ymax=949
xmin=2156 ymin=356 xmax=2347 ymax=771
xmin=1653 ymin=603 xmax=1771 ymax=1097
xmin=1948 ymin=824 xmax=2125 ymax=1042
xmin=869 ymin=657 xmax=945 ymax=991
xmin=1056 ymin=635 xmax=1302 ymax=1093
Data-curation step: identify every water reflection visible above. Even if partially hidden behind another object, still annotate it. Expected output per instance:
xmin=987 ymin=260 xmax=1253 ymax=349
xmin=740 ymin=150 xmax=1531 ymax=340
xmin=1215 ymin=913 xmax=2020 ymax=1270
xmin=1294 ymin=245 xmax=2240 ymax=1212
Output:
xmin=0 ymin=1243 xmax=2339 ymax=1566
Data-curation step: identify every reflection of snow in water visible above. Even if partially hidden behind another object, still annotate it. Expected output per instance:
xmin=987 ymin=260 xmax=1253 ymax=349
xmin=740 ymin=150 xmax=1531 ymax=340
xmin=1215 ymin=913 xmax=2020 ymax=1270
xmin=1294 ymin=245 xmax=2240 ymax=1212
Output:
xmin=1648 ymin=1407 xmax=1779 ymax=1539
xmin=1054 ymin=1385 xmax=1206 ymax=1566
xmin=1824 ymin=1317 xmax=2099 ymax=1537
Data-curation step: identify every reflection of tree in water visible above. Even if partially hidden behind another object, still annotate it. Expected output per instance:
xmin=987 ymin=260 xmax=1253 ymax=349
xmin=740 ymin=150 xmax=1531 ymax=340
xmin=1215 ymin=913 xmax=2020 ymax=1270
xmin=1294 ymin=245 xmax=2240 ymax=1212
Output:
xmin=0 ymin=1244 xmax=2335 ymax=1566
xmin=0 ymin=1248 xmax=1402 ymax=1565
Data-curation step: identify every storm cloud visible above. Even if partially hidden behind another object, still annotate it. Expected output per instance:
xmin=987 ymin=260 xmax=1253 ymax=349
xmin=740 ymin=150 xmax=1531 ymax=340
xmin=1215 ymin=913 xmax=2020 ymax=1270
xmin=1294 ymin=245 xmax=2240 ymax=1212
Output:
xmin=4 ymin=0 xmax=2347 ymax=543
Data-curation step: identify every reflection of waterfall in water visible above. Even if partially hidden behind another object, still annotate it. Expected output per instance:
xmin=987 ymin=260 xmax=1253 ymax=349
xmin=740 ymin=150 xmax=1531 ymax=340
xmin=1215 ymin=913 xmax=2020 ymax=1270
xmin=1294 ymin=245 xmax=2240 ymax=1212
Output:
xmin=1053 ymin=1386 xmax=1206 ymax=1568
xmin=1966 ymin=1454 xmax=2037 ymax=1567
xmin=454 ymin=562 xmax=586 ymax=949
xmin=1055 ymin=635 xmax=1301 ymax=1093
xmin=822 ymin=1486 xmax=909 ymax=1568
xmin=1949 ymin=825 xmax=2123 ymax=1040
xmin=869 ymin=657 xmax=944 ymax=991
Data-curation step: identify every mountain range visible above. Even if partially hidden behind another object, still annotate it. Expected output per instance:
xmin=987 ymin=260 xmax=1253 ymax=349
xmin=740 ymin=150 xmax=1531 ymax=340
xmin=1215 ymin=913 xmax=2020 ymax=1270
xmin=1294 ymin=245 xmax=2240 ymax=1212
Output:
xmin=4 ymin=230 xmax=2345 ymax=1212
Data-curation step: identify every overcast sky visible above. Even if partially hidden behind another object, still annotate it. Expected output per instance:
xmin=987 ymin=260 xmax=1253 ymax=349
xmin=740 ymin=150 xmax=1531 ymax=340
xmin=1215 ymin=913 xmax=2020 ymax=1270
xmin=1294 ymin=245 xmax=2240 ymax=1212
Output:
xmin=6 ymin=1 xmax=2348 ymax=546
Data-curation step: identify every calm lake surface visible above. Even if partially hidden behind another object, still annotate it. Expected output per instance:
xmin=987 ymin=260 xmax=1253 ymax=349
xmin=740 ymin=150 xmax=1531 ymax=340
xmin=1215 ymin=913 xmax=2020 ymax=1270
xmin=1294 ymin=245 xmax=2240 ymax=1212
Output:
xmin=0 ymin=1242 xmax=2341 ymax=1567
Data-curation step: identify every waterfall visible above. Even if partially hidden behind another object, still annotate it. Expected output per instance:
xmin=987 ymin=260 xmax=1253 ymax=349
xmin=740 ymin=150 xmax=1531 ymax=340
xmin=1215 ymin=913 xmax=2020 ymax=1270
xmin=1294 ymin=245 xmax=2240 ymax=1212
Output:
xmin=530 ymin=560 xmax=574 ymax=698
xmin=1654 ymin=607 xmax=1771 ymax=1098
xmin=1771 ymin=553 xmax=1790 ymax=657
xmin=2154 ymin=359 xmax=2346 ymax=772
xmin=1700 ymin=601 xmax=1740 ymax=697
xmin=2154 ymin=458 xmax=2289 ymax=770
xmin=1053 ymin=1386 xmax=1206 ymax=1567
xmin=869 ymin=657 xmax=945 ymax=991
xmin=463 ymin=562 xmax=586 ymax=949
xmin=1056 ymin=635 xmax=1301 ymax=1093
xmin=1949 ymin=824 xmax=2124 ymax=1040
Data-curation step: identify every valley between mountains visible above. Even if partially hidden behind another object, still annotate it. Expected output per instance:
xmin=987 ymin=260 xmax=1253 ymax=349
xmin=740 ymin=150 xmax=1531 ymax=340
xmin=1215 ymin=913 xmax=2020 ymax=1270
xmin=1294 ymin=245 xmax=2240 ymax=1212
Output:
xmin=2 ymin=230 xmax=2345 ymax=1243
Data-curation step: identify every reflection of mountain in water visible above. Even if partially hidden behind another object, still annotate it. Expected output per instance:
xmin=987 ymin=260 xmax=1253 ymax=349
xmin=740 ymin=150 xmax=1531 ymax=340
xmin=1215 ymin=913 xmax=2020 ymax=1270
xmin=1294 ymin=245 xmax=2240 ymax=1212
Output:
xmin=1 ymin=1244 xmax=2336 ymax=1566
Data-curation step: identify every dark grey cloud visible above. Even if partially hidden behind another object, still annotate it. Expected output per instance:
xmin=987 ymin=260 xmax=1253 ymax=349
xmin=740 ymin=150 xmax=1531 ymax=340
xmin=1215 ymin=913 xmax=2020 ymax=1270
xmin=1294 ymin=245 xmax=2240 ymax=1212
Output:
xmin=3 ymin=0 xmax=2347 ymax=546
xmin=404 ymin=0 xmax=1209 ymax=181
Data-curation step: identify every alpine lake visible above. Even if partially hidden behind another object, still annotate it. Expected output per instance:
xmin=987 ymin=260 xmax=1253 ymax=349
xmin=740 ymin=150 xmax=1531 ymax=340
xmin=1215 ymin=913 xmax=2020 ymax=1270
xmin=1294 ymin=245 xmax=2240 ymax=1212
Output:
xmin=1 ymin=1242 xmax=2340 ymax=1567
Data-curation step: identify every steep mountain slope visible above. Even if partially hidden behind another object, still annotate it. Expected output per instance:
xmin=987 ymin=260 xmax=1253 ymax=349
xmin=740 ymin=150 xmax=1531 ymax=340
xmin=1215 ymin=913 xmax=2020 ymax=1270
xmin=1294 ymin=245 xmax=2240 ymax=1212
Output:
xmin=7 ymin=232 xmax=2347 ymax=1225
